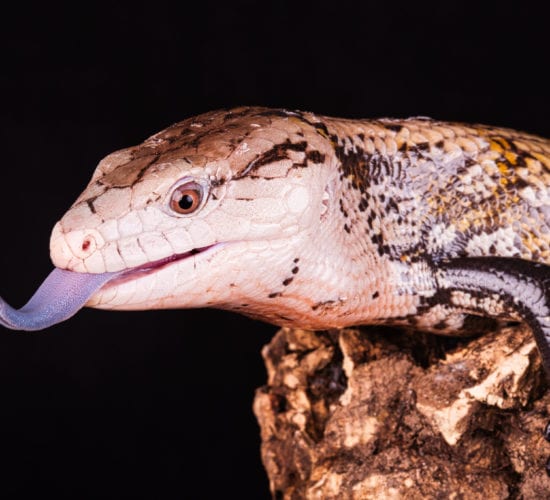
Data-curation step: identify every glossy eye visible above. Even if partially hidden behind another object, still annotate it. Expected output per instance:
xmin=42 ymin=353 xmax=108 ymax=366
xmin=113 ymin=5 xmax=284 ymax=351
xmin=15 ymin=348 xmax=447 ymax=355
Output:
xmin=169 ymin=181 xmax=204 ymax=215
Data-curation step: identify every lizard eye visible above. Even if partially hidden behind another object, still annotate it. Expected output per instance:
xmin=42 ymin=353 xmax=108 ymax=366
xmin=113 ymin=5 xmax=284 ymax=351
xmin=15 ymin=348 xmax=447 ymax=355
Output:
xmin=169 ymin=181 xmax=205 ymax=215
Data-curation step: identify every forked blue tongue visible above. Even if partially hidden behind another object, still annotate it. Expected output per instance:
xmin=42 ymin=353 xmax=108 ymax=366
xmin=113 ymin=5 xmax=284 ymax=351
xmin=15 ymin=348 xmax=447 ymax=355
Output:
xmin=0 ymin=268 xmax=120 ymax=331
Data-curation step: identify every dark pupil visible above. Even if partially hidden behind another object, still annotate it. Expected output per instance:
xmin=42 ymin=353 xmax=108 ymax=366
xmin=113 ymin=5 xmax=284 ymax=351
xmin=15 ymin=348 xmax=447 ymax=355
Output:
xmin=179 ymin=193 xmax=195 ymax=210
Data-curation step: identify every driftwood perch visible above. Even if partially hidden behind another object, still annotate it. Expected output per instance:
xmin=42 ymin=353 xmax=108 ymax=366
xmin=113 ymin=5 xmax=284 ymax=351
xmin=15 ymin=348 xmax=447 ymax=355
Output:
xmin=253 ymin=326 xmax=550 ymax=498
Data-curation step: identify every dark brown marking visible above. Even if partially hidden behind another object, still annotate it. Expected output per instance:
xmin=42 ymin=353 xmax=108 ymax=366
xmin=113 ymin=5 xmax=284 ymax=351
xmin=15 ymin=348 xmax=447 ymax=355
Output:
xmin=358 ymin=198 xmax=368 ymax=212
xmin=513 ymin=154 xmax=527 ymax=168
xmin=86 ymin=198 xmax=97 ymax=214
xmin=339 ymin=199 xmax=349 ymax=218
xmin=268 ymin=292 xmax=282 ymax=298
xmin=237 ymin=139 xmax=308 ymax=178
xmin=385 ymin=124 xmax=403 ymax=133
xmin=282 ymin=277 xmax=293 ymax=286
xmin=313 ymin=121 xmax=330 ymax=138
xmin=371 ymin=233 xmax=383 ymax=246
xmin=312 ymin=300 xmax=335 ymax=311
xmin=145 ymin=193 xmax=162 ymax=205
xmin=387 ymin=198 xmax=399 ymax=212
xmin=334 ymin=140 xmax=396 ymax=194
xmin=102 ymin=154 xmax=159 ymax=188
xmin=274 ymin=314 xmax=294 ymax=322
xmin=306 ymin=150 xmax=326 ymax=164
xmin=492 ymin=137 xmax=511 ymax=150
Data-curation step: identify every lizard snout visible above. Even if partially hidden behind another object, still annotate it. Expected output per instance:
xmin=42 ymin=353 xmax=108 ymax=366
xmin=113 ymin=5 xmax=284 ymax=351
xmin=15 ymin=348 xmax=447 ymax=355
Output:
xmin=50 ymin=222 xmax=106 ymax=273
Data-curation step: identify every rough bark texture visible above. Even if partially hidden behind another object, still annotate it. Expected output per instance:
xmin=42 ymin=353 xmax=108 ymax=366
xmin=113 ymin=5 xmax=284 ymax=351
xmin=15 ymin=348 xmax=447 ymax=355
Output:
xmin=253 ymin=325 xmax=550 ymax=499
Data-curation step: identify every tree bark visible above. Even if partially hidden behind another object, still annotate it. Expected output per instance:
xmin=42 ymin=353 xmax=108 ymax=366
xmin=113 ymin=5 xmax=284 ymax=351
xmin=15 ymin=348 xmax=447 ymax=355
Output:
xmin=253 ymin=325 xmax=550 ymax=499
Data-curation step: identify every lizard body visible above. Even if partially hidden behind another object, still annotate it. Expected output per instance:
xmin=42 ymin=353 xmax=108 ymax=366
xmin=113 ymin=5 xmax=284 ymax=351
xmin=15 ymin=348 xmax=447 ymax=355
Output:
xmin=1 ymin=107 xmax=550 ymax=372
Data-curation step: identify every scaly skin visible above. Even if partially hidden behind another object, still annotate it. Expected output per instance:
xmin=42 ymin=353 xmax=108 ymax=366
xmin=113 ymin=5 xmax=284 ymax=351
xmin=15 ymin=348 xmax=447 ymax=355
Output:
xmin=44 ymin=107 xmax=550 ymax=367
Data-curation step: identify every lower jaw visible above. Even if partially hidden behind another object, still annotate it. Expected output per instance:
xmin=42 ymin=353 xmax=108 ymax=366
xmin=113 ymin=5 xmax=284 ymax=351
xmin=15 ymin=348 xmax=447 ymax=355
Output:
xmin=84 ymin=243 xmax=228 ymax=311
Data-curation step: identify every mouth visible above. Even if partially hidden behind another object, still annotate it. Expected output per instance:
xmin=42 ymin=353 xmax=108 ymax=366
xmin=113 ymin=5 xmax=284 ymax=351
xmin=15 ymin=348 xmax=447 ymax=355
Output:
xmin=103 ymin=243 xmax=220 ymax=289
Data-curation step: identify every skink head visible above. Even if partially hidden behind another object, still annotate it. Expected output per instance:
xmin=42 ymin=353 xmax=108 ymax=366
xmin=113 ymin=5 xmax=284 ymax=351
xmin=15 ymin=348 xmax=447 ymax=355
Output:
xmin=49 ymin=107 xmax=337 ymax=312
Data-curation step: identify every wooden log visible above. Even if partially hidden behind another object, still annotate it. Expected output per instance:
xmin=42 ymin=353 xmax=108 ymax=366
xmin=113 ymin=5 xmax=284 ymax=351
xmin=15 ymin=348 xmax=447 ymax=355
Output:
xmin=253 ymin=325 xmax=550 ymax=498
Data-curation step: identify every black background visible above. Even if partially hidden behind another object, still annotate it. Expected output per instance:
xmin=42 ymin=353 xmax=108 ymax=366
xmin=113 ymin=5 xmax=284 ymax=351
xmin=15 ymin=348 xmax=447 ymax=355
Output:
xmin=0 ymin=1 xmax=547 ymax=498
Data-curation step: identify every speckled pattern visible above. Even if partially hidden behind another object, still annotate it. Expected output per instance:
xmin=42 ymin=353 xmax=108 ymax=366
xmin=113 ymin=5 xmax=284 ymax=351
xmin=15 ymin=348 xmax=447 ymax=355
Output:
xmin=49 ymin=107 xmax=550 ymax=368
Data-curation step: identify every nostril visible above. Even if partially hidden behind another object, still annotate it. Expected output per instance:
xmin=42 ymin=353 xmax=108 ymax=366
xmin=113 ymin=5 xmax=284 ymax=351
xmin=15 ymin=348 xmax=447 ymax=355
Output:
xmin=74 ymin=233 xmax=98 ymax=257
xmin=50 ymin=224 xmax=107 ymax=273
xmin=62 ymin=229 xmax=105 ymax=260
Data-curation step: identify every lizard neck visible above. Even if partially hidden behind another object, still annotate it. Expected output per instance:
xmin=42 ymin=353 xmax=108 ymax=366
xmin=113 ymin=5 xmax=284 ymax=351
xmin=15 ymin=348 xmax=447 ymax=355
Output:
xmin=214 ymin=167 xmax=427 ymax=329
